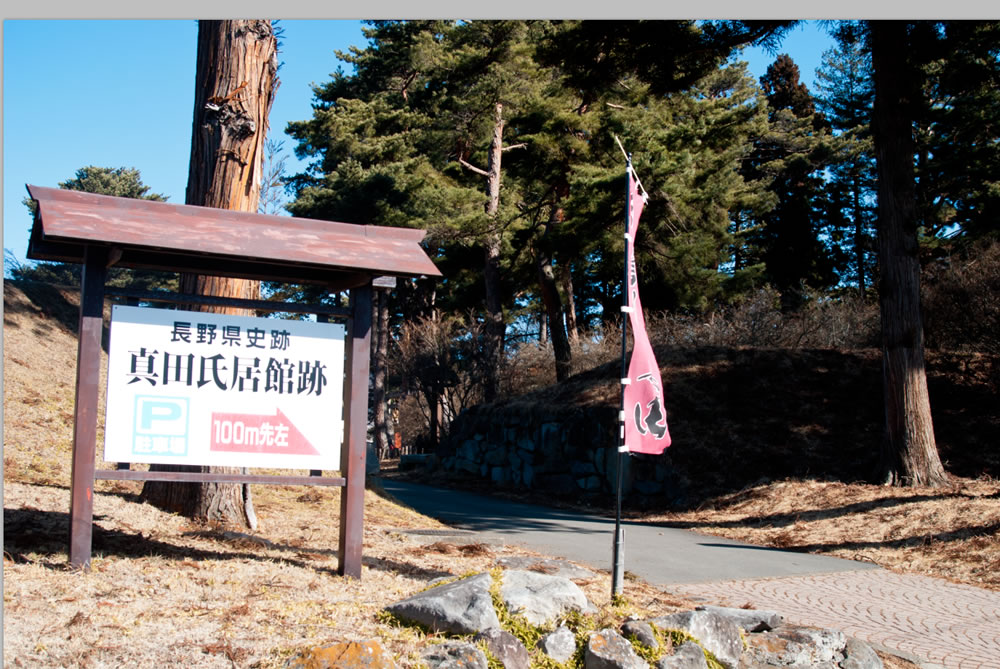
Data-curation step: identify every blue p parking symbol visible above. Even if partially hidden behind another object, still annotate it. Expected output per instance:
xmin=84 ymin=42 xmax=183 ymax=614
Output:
xmin=133 ymin=396 xmax=189 ymax=457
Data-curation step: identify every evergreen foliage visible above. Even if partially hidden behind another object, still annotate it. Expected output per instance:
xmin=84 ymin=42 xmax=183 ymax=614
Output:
xmin=739 ymin=54 xmax=838 ymax=309
xmin=13 ymin=166 xmax=175 ymax=291
xmin=281 ymin=19 xmax=999 ymax=465
xmin=814 ymin=22 xmax=877 ymax=295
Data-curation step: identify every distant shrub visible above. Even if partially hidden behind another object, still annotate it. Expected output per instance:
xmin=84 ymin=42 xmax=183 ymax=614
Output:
xmin=923 ymin=238 xmax=1000 ymax=356
xmin=644 ymin=287 xmax=879 ymax=350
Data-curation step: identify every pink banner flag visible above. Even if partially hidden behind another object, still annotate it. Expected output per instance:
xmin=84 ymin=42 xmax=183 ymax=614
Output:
xmin=623 ymin=168 xmax=671 ymax=454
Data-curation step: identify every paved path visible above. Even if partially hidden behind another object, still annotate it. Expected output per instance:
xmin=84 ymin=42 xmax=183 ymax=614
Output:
xmin=379 ymin=479 xmax=877 ymax=583
xmin=672 ymin=571 xmax=1000 ymax=669
xmin=378 ymin=479 xmax=1000 ymax=669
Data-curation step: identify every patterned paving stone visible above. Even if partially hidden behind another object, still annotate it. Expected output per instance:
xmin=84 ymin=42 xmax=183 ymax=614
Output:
xmin=669 ymin=570 xmax=1000 ymax=669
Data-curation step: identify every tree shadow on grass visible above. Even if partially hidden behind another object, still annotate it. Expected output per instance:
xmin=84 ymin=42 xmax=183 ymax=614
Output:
xmin=656 ymin=490 xmax=988 ymax=531
xmin=5 ymin=504 xmax=462 ymax=583
xmin=361 ymin=555 xmax=454 ymax=581
xmin=788 ymin=520 xmax=1000 ymax=555
xmin=2 ymin=506 xmax=340 ymax=576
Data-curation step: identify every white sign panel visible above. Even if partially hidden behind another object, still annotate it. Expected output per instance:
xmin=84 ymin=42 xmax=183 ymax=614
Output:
xmin=104 ymin=305 xmax=345 ymax=470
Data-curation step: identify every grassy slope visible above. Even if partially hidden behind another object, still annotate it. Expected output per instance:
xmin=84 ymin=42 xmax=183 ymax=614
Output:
xmin=4 ymin=279 xmax=986 ymax=667
xmin=1 ymin=281 xmax=690 ymax=668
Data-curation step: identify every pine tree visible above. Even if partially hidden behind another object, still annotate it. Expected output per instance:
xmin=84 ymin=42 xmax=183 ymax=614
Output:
xmin=916 ymin=21 xmax=1000 ymax=243
xmin=17 ymin=166 xmax=174 ymax=290
xmin=814 ymin=22 xmax=877 ymax=296
xmin=869 ymin=20 xmax=947 ymax=487
xmin=741 ymin=54 xmax=837 ymax=309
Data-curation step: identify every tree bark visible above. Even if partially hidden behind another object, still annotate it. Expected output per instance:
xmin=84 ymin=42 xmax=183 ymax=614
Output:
xmin=870 ymin=20 xmax=948 ymax=487
xmin=141 ymin=20 xmax=279 ymax=526
xmin=373 ymin=289 xmax=391 ymax=460
xmin=537 ymin=205 xmax=572 ymax=382
xmin=853 ymin=171 xmax=866 ymax=296
xmin=561 ymin=262 xmax=578 ymax=344
xmin=482 ymin=102 xmax=507 ymax=402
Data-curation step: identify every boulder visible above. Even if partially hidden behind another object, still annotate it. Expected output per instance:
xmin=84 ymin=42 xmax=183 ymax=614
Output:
xmin=473 ymin=628 xmax=530 ymax=669
xmin=537 ymin=626 xmax=578 ymax=664
xmin=286 ymin=640 xmax=396 ymax=669
xmin=585 ymin=628 xmax=650 ymax=669
xmin=491 ymin=467 xmax=510 ymax=485
xmin=741 ymin=624 xmax=847 ymax=667
xmin=458 ymin=441 xmax=480 ymax=462
xmin=620 ymin=621 xmax=659 ymax=650
xmin=485 ymin=448 xmax=507 ymax=466
xmin=695 ymin=606 xmax=783 ymax=633
xmin=522 ymin=464 xmax=536 ymax=488
xmin=500 ymin=569 xmax=596 ymax=626
xmin=656 ymin=642 xmax=708 ymax=669
xmin=649 ymin=611 xmax=742 ymax=669
xmin=841 ymin=637 xmax=884 ymax=669
xmin=421 ymin=641 xmax=488 ymax=669
xmin=384 ymin=573 xmax=500 ymax=635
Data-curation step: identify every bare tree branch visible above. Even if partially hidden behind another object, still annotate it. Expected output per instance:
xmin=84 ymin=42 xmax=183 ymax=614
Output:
xmin=458 ymin=157 xmax=489 ymax=176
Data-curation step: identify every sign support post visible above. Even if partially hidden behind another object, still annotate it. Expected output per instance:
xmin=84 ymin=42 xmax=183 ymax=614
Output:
xmin=339 ymin=282 xmax=372 ymax=578
xmin=27 ymin=184 xmax=441 ymax=577
xmin=69 ymin=246 xmax=107 ymax=569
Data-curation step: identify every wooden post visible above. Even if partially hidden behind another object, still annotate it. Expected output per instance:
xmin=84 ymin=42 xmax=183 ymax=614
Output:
xmin=311 ymin=312 xmax=332 ymax=478
xmin=69 ymin=246 xmax=107 ymax=569
xmin=339 ymin=281 xmax=372 ymax=578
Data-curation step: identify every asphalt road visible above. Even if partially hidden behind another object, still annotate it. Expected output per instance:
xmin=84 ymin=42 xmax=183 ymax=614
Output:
xmin=376 ymin=478 xmax=881 ymax=586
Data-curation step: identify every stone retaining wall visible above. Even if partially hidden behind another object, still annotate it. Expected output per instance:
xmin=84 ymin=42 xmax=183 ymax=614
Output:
xmin=437 ymin=404 xmax=687 ymax=502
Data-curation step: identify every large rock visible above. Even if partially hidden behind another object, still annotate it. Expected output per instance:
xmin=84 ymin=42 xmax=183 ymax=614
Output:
xmin=421 ymin=641 xmax=488 ymax=669
xmin=741 ymin=624 xmax=882 ymax=669
xmin=649 ymin=611 xmax=742 ymax=669
xmin=695 ymin=606 xmax=783 ymax=633
xmin=585 ymin=628 xmax=650 ymax=669
xmin=286 ymin=640 xmax=396 ymax=669
xmin=500 ymin=569 xmax=596 ymax=626
xmin=620 ymin=621 xmax=659 ymax=650
xmin=384 ymin=573 xmax=500 ymax=635
xmin=841 ymin=637 xmax=884 ymax=669
xmin=537 ymin=626 xmax=578 ymax=664
xmin=473 ymin=628 xmax=530 ymax=669
xmin=656 ymin=642 xmax=708 ymax=669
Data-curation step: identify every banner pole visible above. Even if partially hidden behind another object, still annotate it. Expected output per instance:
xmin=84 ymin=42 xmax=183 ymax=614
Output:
xmin=612 ymin=153 xmax=632 ymax=597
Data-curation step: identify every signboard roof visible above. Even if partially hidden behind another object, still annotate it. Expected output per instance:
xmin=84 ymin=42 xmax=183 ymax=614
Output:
xmin=26 ymin=184 xmax=442 ymax=286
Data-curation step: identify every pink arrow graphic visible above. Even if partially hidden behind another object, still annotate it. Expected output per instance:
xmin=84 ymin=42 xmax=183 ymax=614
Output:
xmin=210 ymin=408 xmax=320 ymax=456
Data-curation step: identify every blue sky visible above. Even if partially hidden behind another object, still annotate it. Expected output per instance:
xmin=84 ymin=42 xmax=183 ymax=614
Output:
xmin=2 ymin=19 xmax=834 ymax=268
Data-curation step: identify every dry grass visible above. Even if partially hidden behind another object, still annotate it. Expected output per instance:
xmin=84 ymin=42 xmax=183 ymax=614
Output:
xmin=2 ymin=282 xmax=695 ymax=668
xmin=1 ymin=281 xmax=933 ymax=669
xmin=640 ymin=477 xmax=1000 ymax=592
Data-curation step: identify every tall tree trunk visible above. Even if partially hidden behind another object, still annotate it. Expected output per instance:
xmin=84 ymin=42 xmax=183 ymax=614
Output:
xmin=561 ymin=263 xmax=578 ymax=344
xmin=870 ymin=20 xmax=947 ymax=487
xmin=482 ymin=102 xmax=507 ymax=403
xmin=373 ymin=289 xmax=391 ymax=460
xmin=537 ymin=204 xmax=572 ymax=382
xmin=141 ymin=20 xmax=278 ymax=526
xmin=852 ymin=170 xmax=866 ymax=296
